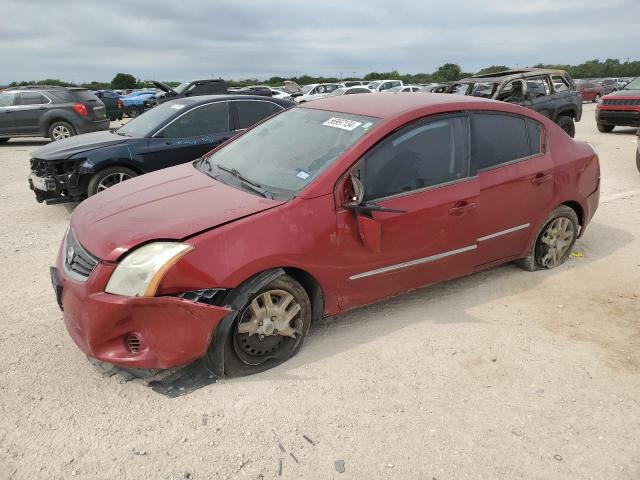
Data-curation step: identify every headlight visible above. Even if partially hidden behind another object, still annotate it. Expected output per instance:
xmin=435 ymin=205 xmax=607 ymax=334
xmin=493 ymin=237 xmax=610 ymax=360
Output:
xmin=105 ymin=242 xmax=193 ymax=297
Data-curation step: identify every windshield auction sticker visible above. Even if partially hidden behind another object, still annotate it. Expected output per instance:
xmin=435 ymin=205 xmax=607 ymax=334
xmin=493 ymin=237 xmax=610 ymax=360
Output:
xmin=322 ymin=117 xmax=362 ymax=131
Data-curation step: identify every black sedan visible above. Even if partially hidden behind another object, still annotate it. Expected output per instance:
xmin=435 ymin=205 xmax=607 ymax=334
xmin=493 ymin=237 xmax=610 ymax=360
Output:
xmin=28 ymin=95 xmax=294 ymax=204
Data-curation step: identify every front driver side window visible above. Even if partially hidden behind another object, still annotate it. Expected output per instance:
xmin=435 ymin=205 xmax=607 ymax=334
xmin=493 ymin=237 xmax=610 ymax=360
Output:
xmin=157 ymin=102 xmax=229 ymax=138
xmin=362 ymin=116 xmax=470 ymax=201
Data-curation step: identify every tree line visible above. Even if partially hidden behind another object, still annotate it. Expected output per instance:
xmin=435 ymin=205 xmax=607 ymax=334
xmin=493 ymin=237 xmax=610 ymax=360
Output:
xmin=4 ymin=58 xmax=640 ymax=90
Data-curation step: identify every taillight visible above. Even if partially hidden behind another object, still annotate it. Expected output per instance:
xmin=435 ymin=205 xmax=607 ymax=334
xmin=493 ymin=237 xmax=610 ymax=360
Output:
xmin=117 ymin=99 xmax=123 ymax=110
xmin=72 ymin=103 xmax=89 ymax=117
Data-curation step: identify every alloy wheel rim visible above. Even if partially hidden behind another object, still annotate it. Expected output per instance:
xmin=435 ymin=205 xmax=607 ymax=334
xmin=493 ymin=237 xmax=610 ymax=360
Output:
xmin=96 ymin=172 xmax=132 ymax=192
xmin=234 ymin=289 xmax=303 ymax=363
xmin=538 ymin=217 xmax=575 ymax=268
xmin=52 ymin=126 xmax=71 ymax=140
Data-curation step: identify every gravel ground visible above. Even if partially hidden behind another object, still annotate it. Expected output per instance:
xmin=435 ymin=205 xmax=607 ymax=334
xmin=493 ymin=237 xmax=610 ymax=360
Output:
xmin=1 ymin=104 xmax=639 ymax=480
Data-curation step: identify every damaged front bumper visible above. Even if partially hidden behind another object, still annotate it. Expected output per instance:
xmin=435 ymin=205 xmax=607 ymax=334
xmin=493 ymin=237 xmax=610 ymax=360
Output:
xmin=29 ymin=158 xmax=86 ymax=204
xmin=53 ymin=259 xmax=232 ymax=370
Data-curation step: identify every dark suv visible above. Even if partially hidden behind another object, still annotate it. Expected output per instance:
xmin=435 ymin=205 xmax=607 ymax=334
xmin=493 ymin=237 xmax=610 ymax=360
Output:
xmin=0 ymin=86 xmax=110 ymax=142
xmin=443 ymin=69 xmax=582 ymax=137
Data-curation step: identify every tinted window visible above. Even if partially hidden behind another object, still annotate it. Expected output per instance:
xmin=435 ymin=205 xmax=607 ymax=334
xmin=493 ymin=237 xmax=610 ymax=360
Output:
xmin=362 ymin=116 xmax=470 ymax=200
xmin=18 ymin=92 xmax=47 ymax=105
xmin=71 ymin=89 xmax=100 ymax=102
xmin=235 ymin=101 xmax=283 ymax=129
xmin=345 ymin=88 xmax=370 ymax=95
xmin=158 ymin=101 xmax=229 ymax=138
xmin=0 ymin=93 xmax=16 ymax=107
xmin=471 ymin=113 xmax=540 ymax=170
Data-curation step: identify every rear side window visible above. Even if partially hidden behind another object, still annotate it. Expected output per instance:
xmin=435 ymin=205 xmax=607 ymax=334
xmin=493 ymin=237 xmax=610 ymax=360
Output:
xmin=526 ymin=77 xmax=551 ymax=98
xmin=362 ymin=116 xmax=470 ymax=200
xmin=235 ymin=101 xmax=282 ymax=130
xmin=552 ymin=75 xmax=570 ymax=92
xmin=47 ymin=90 xmax=75 ymax=102
xmin=18 ymin=92 xmax=48 ymax=105
xmin=471 ymin=113 xmax=542 ymax=171
xmin=70 ymin=89 xmax=99 ymax=102
xmin=158 ymin=101 xmax=229 ymax=138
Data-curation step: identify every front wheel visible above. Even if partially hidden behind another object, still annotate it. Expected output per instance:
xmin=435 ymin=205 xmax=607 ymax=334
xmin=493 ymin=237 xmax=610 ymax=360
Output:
xmin=517 ymin=206 xmax=579 ymax=271
xmin=206 ymin=275 xmax=311 ymax=376
xmin=87 ymin=166 xmax=137 ymax=196
xmin=556 ymin=116 xmax=575 ymax=138
xmin=597 ymin=123 xmax=615 ymax=133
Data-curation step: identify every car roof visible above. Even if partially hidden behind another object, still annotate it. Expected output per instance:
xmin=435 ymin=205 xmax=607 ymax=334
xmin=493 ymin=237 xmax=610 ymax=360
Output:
xmin=164 ymin=94 xmax=294 ymax=107
xmin=300 ymin=91 xmax=497 ymax=119
xmin=462 ymin=68 xmax=570 ymax=84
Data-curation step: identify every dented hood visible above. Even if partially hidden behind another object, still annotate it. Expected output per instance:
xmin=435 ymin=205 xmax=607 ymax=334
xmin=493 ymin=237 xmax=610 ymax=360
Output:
xmin=32 ymin=131 xmax=129 ymax=161
xmin=71 ymin=163 xmax=284 ymax=261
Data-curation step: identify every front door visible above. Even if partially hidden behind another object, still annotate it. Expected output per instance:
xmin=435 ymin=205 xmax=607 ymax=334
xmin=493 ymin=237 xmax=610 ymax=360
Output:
xmin=144 ymin=101 xmax=232 ymax=171
xmin=0 ymin=92 xmax=17 ymax=137
xmin=14 ymin=91 xmax=50 ymax=135
xmin=470 ymin=112 xmax=554 ymax=267
xmin=336 ymin=115 xmax=480 ymax=309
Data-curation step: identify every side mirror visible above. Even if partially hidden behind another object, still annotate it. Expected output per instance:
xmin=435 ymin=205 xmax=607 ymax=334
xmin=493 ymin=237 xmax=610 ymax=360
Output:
xmin=343 ymin=173 xmax=364 ymax=209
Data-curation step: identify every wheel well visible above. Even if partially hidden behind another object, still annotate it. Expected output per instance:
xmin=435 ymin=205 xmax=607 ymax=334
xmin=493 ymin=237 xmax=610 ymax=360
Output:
xmin=562 ymin=201 xmax=583 ymax=226
xmin=557 ymin=110 xmax=576 ymax=120
xmin=45 ymin=117 xmax=74 ymax=136
xmin=283 ymin=267 xmax=325 ymax=322
xmin=92 ymin=162 xmax=144 ymax=176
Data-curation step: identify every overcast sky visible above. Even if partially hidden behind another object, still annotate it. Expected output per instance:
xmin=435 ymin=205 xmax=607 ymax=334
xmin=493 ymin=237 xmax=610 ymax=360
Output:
xmin=2 ymin=0 xmax=639 ymax=83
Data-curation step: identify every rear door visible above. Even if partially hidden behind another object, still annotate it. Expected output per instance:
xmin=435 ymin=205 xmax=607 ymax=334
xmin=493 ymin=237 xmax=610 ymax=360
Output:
xmin=336 ymin=114 xmax=480 ymax=308
xmin=230 ymin=99 xmax=284 ymax=134
xmin=0 ymin=92 xmax=17 ymax=136
xmin=14 ymin=91 xmax=50 ymax=135
xmin=471 ymin=112 xmax=553 ymax=267
xmin=145 ymin=101 xmax=232 ymax=171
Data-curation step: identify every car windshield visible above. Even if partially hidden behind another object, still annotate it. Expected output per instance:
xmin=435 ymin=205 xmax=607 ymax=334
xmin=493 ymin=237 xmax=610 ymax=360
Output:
xmin=301 ymin=85 xmax=314 ymax=94
xmin=198 ymin=108 xmax=379 ymax=200
xmin=470 ymin=82 xmax=498 ymax=98
xmin=368 ymin=82 xmax=381 ymax=90
xmin=624 ymin=78 xmax=640 ymax=90
xmin=329 ymin=88 xmax=345 ymax=96
xmin=116 ymin=101 xmax=188 ymax=138
xmin=173 ymin=82 xmax=190 ymax=94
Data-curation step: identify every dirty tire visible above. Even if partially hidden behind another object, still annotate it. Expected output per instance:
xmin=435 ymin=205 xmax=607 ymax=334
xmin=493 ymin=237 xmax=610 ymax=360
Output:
xmin=517 ymin=205 xmax=579 ymax=272
xmin=207 ymin=275 xmax=311 ymax=377
xmin=87 ymin=166 xmax=137 ymax=196
xmin=597 ymin=123 xmax=615 ymax=133
xmin=556 ymin=116 xmax=575 ymax=138
xmin=126 ymin=106 xmax=140 ymax=118
xmin=0 ymin=138 xmax=10 ymax=143
xmin=48 ymin=121 xmax=76 ymax=141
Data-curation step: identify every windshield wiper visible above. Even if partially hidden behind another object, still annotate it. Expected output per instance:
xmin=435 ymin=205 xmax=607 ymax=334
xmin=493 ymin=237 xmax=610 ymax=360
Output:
xmin=216 ymin=163 xmax=273 ymax=199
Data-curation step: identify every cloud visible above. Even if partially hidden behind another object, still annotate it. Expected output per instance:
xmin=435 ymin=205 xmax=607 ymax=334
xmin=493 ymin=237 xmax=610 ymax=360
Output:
xmin=1 ymin=0 xmax=639 ymax=83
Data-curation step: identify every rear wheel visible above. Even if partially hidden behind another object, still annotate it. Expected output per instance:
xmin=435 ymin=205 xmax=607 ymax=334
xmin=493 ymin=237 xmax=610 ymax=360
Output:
xmin=87 ymin=166 xmax=137 ymax=196
xmin=48 ymin=121 xmax=76 ymax=141
xmin=597 ymin=123 xmax=615 ymax=133
xmin=126 ymin=106 xmax=140 ymax=118
xmin=206 ymin=275 xmax=311 ymax=376
xmin=517 ymin=206 xmax=579 ymax=271
xmin=556 ymin=116 xmax=575 ymax=137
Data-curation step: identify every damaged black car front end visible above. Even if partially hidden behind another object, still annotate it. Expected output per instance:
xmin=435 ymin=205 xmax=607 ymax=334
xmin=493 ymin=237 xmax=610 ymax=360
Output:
xmin=29 ymin=157 xmax=91 ymax=204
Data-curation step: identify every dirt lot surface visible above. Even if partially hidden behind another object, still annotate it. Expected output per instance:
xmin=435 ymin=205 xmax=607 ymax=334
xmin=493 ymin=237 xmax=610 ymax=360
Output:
xmin=1 ymin=105 xmax=639 ymax=479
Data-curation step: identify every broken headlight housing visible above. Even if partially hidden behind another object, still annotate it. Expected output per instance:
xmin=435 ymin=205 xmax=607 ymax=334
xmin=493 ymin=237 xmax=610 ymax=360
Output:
xmin=105 ymin=242 xmax=193 ymax=297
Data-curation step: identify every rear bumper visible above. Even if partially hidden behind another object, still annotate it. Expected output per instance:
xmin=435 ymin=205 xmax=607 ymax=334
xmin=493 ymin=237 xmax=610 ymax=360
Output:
xmin=76 ymin=118 xmax=110 ymax=135
xmin=54 ymin=253 xmax=231 ymax=369
xmin=596 ymin=108 xmax=640 ymax=127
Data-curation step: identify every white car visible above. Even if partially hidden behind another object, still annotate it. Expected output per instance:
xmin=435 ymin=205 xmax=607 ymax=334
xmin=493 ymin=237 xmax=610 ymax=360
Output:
xmin=327 ymin=86 xmax=373 ymax=97
xmin=367 ymin=79 xmax=404 ymax=92
xmin=292 ymin=83 xmax=345 ymax=103
xmin=382 ymin=85 xmax=422 ymax=93
xmin=269 ymin=88 xmax=291 ymax=99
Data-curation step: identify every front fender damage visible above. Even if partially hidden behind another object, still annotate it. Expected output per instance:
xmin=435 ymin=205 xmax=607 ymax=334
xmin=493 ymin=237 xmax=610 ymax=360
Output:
xmin=97 ymin=268 xmax=286 ymax=397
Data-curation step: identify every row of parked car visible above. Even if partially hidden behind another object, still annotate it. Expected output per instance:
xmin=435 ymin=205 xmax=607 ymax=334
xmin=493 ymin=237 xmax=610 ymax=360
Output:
xmin=42 ymin=82 xmax=602 ymax=379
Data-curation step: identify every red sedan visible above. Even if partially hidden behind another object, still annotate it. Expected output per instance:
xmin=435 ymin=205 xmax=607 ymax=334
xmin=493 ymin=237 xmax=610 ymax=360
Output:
xmin=52 ymin=93 xmax=600 ymax=376
xmin=575 ymin=80 xmax=604 ymax=103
